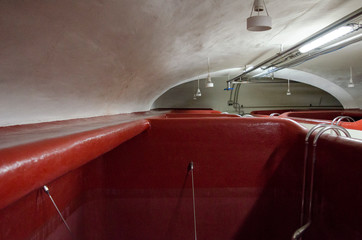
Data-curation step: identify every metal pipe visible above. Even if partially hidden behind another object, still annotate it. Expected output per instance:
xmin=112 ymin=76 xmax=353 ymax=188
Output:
xmin=189 ymin=162 xmax=198 ymax=240
xmin=43 ymin=185 xmax=77 ymax=240
xmin=296 ymin=124 xmax=333 ymax=239
xmin=221 ymin=112 xmax=242 ymax=117
xmin=299 ymin=141 xmax=309 ymax=230
xmin=332 ymin=116 xmax=344 ymax=125
xmin=292 ymin=222 xmax=311 ymax=240
xmin=313 ymin=125 xmax=350 ymax=146
xmin=336 ymin=116 xmax=355 ymax=126
xmin=307 ymin=126 xmax=350 ymax=229
xmin=227 ymin=8 xmax=362 ymax=83
xmin=331 ymin=116 xmax=355 ymax=126
xmin=292 ymin=124 xmax=350 ymax=240
xmin=305 ymin=124 xmax=340 ymax=142
xmin=299 ymin=124 xmax=338 ymax=236
xmin=268 ymin=33 xmax=362 ymax=71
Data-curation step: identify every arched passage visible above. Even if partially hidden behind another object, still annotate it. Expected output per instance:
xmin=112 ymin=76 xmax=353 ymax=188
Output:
xmin=274 ymin=69 xmax=357 ymax=109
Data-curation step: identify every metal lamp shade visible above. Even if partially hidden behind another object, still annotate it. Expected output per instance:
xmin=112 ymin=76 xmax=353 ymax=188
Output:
xmin=247 ymin=15 xmax=272 ymax=31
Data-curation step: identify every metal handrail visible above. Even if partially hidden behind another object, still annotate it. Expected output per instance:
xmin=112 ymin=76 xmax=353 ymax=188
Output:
xmin=299 ymin=124 xmax=339 ymax=229
xmin=292 ymin=124 xmax=350 ymax=240
xmin=305 ymin=124 xmax=340 ymax=142
xmin=313 ymin=125 xmax=350 ymax=146
xmin=332 ymin=116 xmax=355 ymax=125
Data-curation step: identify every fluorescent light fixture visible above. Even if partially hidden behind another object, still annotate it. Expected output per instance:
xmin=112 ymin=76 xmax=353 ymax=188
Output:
xmin=244 ymin=65 xmax=254 ymax=72
xmin=327 ymin=33 xmax=362 ymax=50
xmin=299 ymin=25 xmax=355 ymax=53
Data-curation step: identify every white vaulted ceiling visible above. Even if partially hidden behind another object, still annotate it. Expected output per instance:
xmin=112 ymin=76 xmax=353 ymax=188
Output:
xmin=0 ymin=0 xmax=361 ymax=126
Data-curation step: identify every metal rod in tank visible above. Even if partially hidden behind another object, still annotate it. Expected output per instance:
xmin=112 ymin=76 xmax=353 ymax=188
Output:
xmin=43 ymin=185 xmax=77 ymax=240
xmin=189 ymin=162 xmax=198 ymax=240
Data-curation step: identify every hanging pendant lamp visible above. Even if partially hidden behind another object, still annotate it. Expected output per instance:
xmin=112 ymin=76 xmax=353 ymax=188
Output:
xmin=286 ymin=79 xmax=291 ymax=95
xmin=193 ymin=81 xmax=198 ymax=100
xmin=196 ymin=79 xmax=202 ymax=97
xmin=247 ymin=0 xmax=272 ymax=31
xmin=348 ymin=66 xmax=355 ymax=88
xmin=205 ymin=58 xmax=214 ymax=88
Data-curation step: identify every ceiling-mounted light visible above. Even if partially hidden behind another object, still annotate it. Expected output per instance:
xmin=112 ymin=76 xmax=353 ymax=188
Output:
xmin=299 ymin=25 xmax=356 ymax=53
xmin=286 ymin=79 xmax=291 ymax=95
xmin=244 ymin=65 xmax=254 ymax=72
xmin=193 ymin=81 xmax=198 ymax=99
xmin=226 ymin=10 xmax=361 ymax=88
xmin=247 ymin=0 xmax=272 ymax=31
xmin=205 ymin=58 xmax=214 ymax=88
xmin=348 ymin=66 xmax=355 ymax=88
xmin=196 ymin=79 xmax=202 ymax=97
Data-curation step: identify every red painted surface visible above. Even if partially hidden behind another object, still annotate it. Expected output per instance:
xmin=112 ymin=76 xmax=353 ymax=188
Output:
xmin=1 ymin=110 xmax=362 ymax=240
xmin=305 ymin=136 xmax=362 ymax=239
xmin=251 ymin=109 xmax=362 ymax=130
xmin=0 ymin=158 xmax=103 ymax=240
xmin=164 ymin=113 xmax=239 ymax=118
xmin=169 ymin=109 xmax=222 ymax=114
xmin=285 ymin=117 xmax=362 ymax=130
xmin=250 ymin=109 xmax=296 ymax=117
xmin=280 ymin=110 xmax=362 ymax=129
xmin=285 ymin=117 xmax=331 ymax=125
xmin=280 ymin=110 xmax=362 ymax=121
xmin=0 ymin=116 xmax=150 ymax=210
xmin=340 ymin=119 xmax=362 ymax=130
xmin=102 ymin=118 xmax=306 ymax=240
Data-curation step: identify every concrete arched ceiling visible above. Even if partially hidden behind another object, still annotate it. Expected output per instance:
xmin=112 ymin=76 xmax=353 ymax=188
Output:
xmin=0 ymin=0 xmax=361 ymax=126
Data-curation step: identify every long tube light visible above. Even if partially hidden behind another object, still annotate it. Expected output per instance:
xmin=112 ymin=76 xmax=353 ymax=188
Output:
xmin=299 ymin=25 xmax=355 ymax=53
xmin=226 ymin=9 xmax=362 ymax=85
